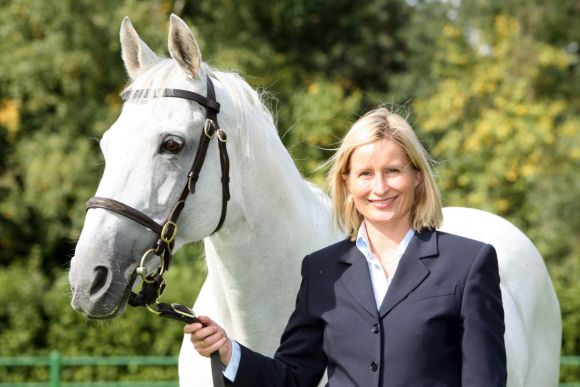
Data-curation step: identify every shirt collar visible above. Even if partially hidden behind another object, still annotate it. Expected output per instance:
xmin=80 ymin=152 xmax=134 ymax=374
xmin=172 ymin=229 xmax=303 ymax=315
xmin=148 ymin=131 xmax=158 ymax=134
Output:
xmin=355 ymin=221 xmax=415 ymax=264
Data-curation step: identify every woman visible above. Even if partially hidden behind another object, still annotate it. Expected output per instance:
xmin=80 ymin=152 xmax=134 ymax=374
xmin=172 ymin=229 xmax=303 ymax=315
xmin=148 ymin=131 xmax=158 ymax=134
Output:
xmin=185 ymin=108 xmax=507 ymax=386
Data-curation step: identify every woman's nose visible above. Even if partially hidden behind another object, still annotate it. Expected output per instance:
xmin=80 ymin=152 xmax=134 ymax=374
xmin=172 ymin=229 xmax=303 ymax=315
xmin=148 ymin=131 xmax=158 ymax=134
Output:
xmin=372 ymin=175 xmax=389 ymax=194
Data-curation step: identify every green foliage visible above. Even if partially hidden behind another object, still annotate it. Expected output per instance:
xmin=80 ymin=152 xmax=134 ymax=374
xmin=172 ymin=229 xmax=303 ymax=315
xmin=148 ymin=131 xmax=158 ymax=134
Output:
xmin=0 ymin=244 xmax=205 ymax=382
xmin=0 ymin=250 xmax=47 ymax=354
xmin=556 ymin=258 xmax=580 ymax=382
xmin=413 ymin=13 xmax=579 ymax=359
xmin=0 ymin=0 xmax=169 ymax=269
xmin=278 ymin=78 xmax=362 ymax=183
xmin=415 ymin=16 xmax=578 ymax=218
xmin=182 ymin=0 xmax=412 ymax=87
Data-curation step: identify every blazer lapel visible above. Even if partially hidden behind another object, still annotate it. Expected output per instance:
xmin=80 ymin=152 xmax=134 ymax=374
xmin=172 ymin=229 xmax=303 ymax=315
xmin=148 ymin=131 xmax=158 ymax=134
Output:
xmin=378 ymin=229 xmax=438 ymax=318
xmin=339 ymin=244 xmax=379 ymax=319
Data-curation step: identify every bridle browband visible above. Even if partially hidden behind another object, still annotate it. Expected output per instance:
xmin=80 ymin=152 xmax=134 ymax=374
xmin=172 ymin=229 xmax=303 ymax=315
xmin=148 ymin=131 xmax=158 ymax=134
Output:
xmin=86 ymin=76 xmax=229 ymax=387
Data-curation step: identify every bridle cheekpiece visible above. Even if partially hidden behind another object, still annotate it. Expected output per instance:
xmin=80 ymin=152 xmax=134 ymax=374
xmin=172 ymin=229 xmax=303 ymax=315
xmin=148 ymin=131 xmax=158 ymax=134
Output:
xmin=86 ymin=76 xmax=230 ymax=321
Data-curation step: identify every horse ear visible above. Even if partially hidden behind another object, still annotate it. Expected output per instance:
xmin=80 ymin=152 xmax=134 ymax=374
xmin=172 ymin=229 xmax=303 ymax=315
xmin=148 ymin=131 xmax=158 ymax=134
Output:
xmin=120 ymin=16 xmax=159 ymax=79
xmin=168 ymin=14 xmax=202 ymax=79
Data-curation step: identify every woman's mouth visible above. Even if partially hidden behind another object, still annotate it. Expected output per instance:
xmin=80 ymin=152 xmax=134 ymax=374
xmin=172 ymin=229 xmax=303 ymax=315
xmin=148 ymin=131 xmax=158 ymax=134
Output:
xmin=368 ymin=196 xmax=398 ymax=207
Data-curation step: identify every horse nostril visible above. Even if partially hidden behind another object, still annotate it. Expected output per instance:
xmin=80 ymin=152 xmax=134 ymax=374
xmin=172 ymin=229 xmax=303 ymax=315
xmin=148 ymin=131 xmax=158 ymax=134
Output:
xmin=89 ymin=266 xmax=109 ymax=295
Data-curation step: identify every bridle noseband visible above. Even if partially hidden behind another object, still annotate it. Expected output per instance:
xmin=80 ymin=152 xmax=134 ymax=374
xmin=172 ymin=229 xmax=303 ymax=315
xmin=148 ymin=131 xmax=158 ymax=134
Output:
xmin=86 ymin=76 xmax=230 ymax=312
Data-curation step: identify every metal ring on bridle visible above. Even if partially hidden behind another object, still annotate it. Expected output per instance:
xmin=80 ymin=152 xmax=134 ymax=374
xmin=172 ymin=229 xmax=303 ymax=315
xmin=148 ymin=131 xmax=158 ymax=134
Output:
xmin=216 ymin=128 xmax=227 ymax=142
xmin=204 ymin=119 xmax=216 ymax=139
xmin=137 ymin=248 xmax=165 ymax=283
xmin=146 ymin=302 xmax=162 ymax=315
xmin=145 ymin=304 xmax=161 ymax=316
xmin=160 ymin=221 xmax=178 ymax=244
xmin=143 ymin=276 xmax=165 ymax=313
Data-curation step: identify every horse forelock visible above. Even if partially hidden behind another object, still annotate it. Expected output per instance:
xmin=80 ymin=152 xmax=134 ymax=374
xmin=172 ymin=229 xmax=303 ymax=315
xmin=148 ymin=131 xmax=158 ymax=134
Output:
xmin=122 ymin=59 xmax=181 ymax=93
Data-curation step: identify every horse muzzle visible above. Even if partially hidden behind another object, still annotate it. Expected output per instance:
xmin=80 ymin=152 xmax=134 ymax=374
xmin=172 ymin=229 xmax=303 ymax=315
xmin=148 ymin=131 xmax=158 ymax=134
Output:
xmin=69 ymin=259 xmax=139 ymax=319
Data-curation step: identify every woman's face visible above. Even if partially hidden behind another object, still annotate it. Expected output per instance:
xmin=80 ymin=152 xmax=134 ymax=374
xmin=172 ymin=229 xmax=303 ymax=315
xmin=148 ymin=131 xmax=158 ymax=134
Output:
xmin=345 ymin=139 xmax=420 ymax=235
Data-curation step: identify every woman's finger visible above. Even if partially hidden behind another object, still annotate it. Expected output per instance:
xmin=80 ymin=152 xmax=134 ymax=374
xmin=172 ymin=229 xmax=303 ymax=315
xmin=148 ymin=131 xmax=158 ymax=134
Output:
xmin=204 ymin=336 xmax=228 ymax=355
xmin=183 ymin=321 xmax=203 ymax=334
xmin=191 ymin=325 xmax=219 ymax=343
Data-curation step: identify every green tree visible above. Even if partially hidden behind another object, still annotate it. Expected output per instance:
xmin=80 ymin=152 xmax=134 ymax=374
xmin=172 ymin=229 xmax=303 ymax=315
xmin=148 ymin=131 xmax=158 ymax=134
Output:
xmin=413 ymin=14 xmax=579 ymax=360
xmin=0 ymin=0 xmax=167 ymax=269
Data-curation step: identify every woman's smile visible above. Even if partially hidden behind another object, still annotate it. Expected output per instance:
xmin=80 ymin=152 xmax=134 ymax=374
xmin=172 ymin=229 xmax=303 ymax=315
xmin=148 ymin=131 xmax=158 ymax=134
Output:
xmin=368 ymin=195 xmax=398 ymax=207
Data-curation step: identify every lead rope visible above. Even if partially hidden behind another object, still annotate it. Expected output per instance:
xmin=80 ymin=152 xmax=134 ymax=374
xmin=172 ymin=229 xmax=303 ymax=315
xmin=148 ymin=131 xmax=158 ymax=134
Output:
xmin=155 ymin=304 xmax=225 ymax=387
xmin=128 ymin=263 xmax=225 ymax=387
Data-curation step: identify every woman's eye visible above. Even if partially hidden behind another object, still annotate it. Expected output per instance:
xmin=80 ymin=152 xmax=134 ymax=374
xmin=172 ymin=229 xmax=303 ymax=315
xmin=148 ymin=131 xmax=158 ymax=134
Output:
xmin=161 ymin=137 xmax=184 ymax=153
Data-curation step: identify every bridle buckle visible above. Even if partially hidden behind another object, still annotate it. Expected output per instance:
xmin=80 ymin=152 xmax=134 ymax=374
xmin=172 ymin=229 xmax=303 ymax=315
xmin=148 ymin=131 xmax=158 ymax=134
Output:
xmin=204 ymin=118 xmax=216 ymax=139
xmin=216 ymin=128 xmax=227 ymax=142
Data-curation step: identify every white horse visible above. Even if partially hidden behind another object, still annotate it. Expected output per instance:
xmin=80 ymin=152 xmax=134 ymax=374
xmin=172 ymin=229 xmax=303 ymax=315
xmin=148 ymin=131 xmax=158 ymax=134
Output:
xmin=68 ymin=15 xmax=561 ymax=387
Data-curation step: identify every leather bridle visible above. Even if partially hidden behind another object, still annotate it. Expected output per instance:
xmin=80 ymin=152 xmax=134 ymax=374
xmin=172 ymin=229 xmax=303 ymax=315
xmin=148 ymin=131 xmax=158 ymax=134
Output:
xmin=86 ymin=76 xmax=229 ymax=387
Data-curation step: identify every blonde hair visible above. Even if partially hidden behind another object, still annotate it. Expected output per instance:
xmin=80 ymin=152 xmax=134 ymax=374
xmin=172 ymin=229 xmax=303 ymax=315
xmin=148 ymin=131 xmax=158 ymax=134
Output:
xmin=327 ymin=107 xmax=442 ymax=240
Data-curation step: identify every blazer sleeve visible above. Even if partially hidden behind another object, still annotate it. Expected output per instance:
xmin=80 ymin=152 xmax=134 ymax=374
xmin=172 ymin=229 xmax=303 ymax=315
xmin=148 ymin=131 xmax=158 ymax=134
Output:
xmin=231 ymin=255 xmax=327 ymax=387
xmin=460 ymin=243 xmax=507 ymax=386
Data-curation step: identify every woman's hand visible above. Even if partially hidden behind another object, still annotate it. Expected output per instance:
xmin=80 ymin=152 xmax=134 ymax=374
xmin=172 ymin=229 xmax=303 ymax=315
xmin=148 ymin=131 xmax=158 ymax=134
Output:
xmin=184 ymin=315 xmax=233 ymax=366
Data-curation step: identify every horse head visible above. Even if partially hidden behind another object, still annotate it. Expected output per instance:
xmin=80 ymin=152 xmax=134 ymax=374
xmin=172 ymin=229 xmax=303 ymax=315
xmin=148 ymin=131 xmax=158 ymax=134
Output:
xmin=69 ymin=15 xmax=237 ymax=319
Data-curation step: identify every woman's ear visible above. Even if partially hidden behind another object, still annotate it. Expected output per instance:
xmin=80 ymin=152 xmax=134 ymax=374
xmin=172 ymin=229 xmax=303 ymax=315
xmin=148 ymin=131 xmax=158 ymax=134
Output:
xmin=343 ymin=173 xmax=352 ymax=194
xmin=414 ymin=170 xmax=422 ymax=188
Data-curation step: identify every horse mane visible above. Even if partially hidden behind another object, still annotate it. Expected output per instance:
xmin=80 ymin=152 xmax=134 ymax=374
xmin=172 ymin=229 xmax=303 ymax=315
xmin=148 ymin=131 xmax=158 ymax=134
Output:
xmin=122 ymin=60 xmax=287 ymax=160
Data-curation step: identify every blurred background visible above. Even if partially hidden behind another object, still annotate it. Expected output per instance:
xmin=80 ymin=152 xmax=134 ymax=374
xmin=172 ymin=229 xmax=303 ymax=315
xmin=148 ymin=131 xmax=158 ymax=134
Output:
xmin=0 ymin=0 xmax=578 ymax=384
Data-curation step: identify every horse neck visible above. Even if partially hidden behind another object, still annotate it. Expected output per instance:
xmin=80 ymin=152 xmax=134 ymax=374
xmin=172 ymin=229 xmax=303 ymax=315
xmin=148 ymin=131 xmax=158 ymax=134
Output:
xmin=200 ymin=124 xmax=336 ymax=335
xmin=205 ymin=77 xmax=331 ymax=269
xmin=209 ymin=137 xmax=323 ymax=272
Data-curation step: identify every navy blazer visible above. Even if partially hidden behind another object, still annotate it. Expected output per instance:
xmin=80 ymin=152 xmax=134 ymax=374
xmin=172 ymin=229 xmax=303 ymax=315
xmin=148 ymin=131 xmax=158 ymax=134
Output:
xmin=230 ymin=229 xmax=506 ymax=387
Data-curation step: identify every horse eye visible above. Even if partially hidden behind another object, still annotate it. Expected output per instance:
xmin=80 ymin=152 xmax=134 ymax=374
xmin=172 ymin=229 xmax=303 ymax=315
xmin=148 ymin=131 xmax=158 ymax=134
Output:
xmin=161 ymin=136 xmax=184 ymax=153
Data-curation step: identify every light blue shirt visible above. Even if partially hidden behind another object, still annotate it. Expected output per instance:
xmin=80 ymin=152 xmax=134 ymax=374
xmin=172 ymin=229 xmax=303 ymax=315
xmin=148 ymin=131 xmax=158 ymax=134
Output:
xmin=356 ymin=222 xmax=415 ymax=309
xmin=223 ymin=340 xmax=241 ymax=381
xmin=223 ymin=222 xmax=415 ymax=381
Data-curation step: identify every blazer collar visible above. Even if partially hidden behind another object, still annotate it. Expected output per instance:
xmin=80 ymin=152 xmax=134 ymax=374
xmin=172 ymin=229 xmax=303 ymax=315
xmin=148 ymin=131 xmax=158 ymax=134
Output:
xmin=339 ymin=228 xmax=438 ymax=263
xmin=338 ymin=229 xmax=439 ymax=319
xmin=378 ymin=228 xmax=438 ymax=317
xmin=339 ymin=243 xmax=380 ymax=319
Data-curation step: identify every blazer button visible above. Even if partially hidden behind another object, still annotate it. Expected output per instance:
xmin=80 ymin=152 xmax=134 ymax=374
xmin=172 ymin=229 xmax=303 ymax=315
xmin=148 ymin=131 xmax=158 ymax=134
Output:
xmin=371 ymin=324 xmax=380 ymax=334
xmin=370 ymin=361 xmax=378 ymax=372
